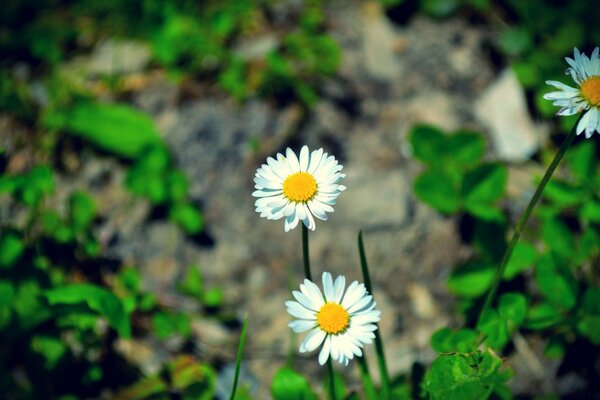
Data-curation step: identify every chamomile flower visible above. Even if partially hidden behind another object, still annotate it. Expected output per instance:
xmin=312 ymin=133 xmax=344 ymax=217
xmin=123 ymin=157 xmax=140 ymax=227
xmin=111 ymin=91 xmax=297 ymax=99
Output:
xmin=544 ymin=47 xmax=600 ymax=138
xmin=253 ymin=146 xmax=346 ymax=232
xmin=285 ymin=272 xmax=381 ymax=366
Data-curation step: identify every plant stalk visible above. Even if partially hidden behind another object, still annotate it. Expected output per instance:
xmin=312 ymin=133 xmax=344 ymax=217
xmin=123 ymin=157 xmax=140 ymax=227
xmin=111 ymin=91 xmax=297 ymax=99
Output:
xmin=229 ymin=315 xmax=249 ymax=400
xmin=476 ymin=117 xmax=580 ymax=329
xmin=302 ymin=224 xmax=312 ymax=281
xmin=327 ymin=358 xmax=337 ymax=400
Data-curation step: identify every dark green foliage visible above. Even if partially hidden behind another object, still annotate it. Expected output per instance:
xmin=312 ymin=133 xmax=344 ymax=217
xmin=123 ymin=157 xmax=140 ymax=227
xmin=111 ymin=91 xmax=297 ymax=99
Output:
xmin=271 ymin=367 xmax=318 ymax=400
xmin=423 ymin=350 xmax=512 ymax=400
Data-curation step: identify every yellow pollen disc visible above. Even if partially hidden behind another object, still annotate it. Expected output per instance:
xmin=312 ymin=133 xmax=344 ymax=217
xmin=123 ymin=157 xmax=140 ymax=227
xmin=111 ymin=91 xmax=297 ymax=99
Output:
xmin=282 ymin=172 xmax=317 ymax=202
xmin=317 ymin=303 xmax=349 ymax=335
xmin=581 ymin=76 xmax=600 ymax=107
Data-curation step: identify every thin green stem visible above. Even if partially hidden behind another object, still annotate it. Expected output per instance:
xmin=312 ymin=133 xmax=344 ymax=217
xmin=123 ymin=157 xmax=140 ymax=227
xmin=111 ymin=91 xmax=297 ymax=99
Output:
xmin=358 ymin=231 xmax=390 ymax=399
xmin=302 ymin=224 xmax=312 ymax=281
xmin=357 ymin=356 xmax=378 ymax=400
xmin=327 ymin=358 xmax=337 ymax=400
xmin=229 ymin=315 xmax=249 ymax=400
xmin=476 ymin=117 xmax=581 ymax=329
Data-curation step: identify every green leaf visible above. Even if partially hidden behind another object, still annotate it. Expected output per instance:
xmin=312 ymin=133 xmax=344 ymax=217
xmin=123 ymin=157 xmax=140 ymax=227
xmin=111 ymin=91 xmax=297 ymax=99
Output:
xmin=431 ymin=327 xmax=478 ymax=353
xmin=581 ymin=288 xmax=600 ymax=315
xmin=543 ymin=180 xmax=585 ymax=208
xmin=271 ymin=367 xmax=318 ymax=400
xmin=503 ymin=241 xmax=537 ymax=280
xmin=56 ymin=102 xmax=162 ymax=158
xmin=420 ymin=0 xmax=460 ymax=18
xmin=0 ymin=232 xmax=25 ymax=268
xmin=45 ymin=284 xmax=131 ymax=338
xmin=446 ymin=130 xmax=486 ymax=170
xmin=13 ymin=280 xmax=51 ymax=330
xmin=414 ymin=169 xmax=461 ymax=214
xmin=169 ymin=202 xmax=204 ymax=234
xmin=462 ymin=163 xmax=507 ymax=206
xmin=118 ymin=267 xmax=141 ymax=293
xmin=568 ymin=141 xmax=595 ymax=182
xmin=152 ymin=311 xmax=191 ymax=340
xmin=0 ymin=281 xmax=15 ymax=328
xmin=542 ymin=217 xmax=577 ymax=259
xmin=474 ymin=219 xmax=507 ymax=262
xmin=580 ymin=200 xmax=600 ymax=223
xmin=424 ymin=350 xmax=512 ymax=400
xmin=69 ymin=191 xmax=96 ymax=232
xmin=447 ymin=259 xmax=496 ymax=298
xmin=577 ymin=316 xmax=600 ymax=344
xmin=17 ymin=166 xmax=54 ymax=205
xmin=178 ymin=266 xmax=203 ymax=298
xmin=535 ymin=254 xmax=577 ymax=311
xmin=31 ymin=335 xmax=67 ymax=369
xmin=498 ymin=293 xmax=527 ymax=329
xmin=477 ymin=309 xmax=509 ymax=350
xmin=167 ymin=170 xmax=189 ymax=202
xmin=523 ymin=303 xmax=564 ymax=330
xmin=409 ymin=125 xmax=447 ymax=167
xmin=203 ymin=287 xmax=223 ymax=308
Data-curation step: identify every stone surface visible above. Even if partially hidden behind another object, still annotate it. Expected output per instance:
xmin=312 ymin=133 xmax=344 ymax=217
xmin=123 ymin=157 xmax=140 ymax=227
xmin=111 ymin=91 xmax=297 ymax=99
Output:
xmin=475 ymin=68 xmax=548 ymax=162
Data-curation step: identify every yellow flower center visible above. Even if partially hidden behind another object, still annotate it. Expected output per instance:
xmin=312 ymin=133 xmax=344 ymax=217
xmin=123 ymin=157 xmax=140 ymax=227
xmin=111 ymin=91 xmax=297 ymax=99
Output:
xmin=317 ymin=303 xmax=349 ymax=335
xmin=282 ymin=172 xmax=317 ymax=202
xmin=581 ymin=76 xmax=600 ymax=107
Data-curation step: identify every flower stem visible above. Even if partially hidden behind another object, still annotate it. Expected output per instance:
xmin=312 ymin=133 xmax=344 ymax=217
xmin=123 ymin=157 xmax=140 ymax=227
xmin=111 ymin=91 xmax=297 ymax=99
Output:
xmin=358 ymin=231 xmax=390 ymax=399
xmin=229 ymin=315 xmax=249 ymax=400
xmin=302 ymin=224 xmax=312 ymax=281
xmin=357 ymin=356 xmax=378 ymax=400
xmin=327 ymin=358 xmax=337 ymax=400
xmin=476 ymin=118 xmax=580 ymax=329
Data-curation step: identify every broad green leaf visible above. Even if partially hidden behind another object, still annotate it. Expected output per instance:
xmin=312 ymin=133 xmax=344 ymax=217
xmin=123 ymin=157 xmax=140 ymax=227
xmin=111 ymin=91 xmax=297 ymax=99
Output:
xmin=69 ymin=191 xmax=96 ymax=232
xmin=474 ymin=219 xmax=507 ymax=262
xmin=498 ymin=293 xmax=527 ymax=329
xmin=409 ymin=125 xmax=447 ymax=167
xmin=544 ymin=337 xmax=565 ymax=359
xmin=431 ymin=327 xmax=478 ymax=353
xmin=13 ymin=280 xmax=51 ymax=330
xmin=16 ymin=166 xmax=54 ymax=205
xmin=542 ymin=217 xmax=577 ymax=259
xmin=447 ymin=259 xmax=495 ymax=298
xmin=45 ymin=284 xmax=131 ymax=338
xmin=272 ymin=367 xmax=318 ymax=400
xmin=544 ymin=180 xmax=585 ymax=208
xmin=535 ymin=255 xmax=577 ymax=311
xmin=203 ymin=287 xmax=223 ymax=308
xmin=512 ymin=62 xmax=540 ymax=89
xmin=0 ymin=281 xmax=15 ymax=328
xmin=170 ymin=202 xmax=204 ymax=234
xmin=503 ymin=241 xmax=537 ymax=280
xmin=577 ymin=316 xmax=600 ymax=344
xmin=152 ymin=311 xmax=191 ymax=340
xmin=420 ymin=0 xmax=460 ymax=18
xmin=423 ymin=350 xmax=512 ymax=400
xmin=414 ymin=169 xmax=461 ymax=214
xmin=446 ymin=130 xmax=486 ymax=170
xmin=56 ymin=102 xmax=162 ymax=158
xmin=118 ymin=267 xmax=141 ymax=293
xmin=31 ymin=335 xmax=67 ymax=369
xmin=523 ymin=303 xmax=564 ymax=330
xmin=580 ymin=200 xmax=600 ymax=223
xmin=0 ymin=232 xmax=25 ymax=268
xmin=581 ymin=288 xmax=600 ymax=315
xmin=568 ymin=141 xmax=595 ymax=182
xmin=178 ymin=266 xmax=203 ymax=298
xmin=465 ymin=202 xmax=505 ymax=223
xmin=477 ymin=309 xmax=509 ymax=350
xmin=167 ymin=170 xmax=189 ymax=202
xmin=462 ymin=163 xmax=507 ymax=206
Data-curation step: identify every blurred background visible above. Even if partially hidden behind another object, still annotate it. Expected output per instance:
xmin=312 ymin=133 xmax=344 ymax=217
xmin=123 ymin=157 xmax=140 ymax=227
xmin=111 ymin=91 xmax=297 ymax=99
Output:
xmin=1 ymin=0 xmax=600 ymax=398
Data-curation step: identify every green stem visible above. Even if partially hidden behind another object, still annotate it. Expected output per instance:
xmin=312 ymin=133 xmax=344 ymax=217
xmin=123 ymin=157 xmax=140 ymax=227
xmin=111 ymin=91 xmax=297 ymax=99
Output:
xmin=358 ymin=231 xmax=390 ymax=399
xmin=327 ymin=358 xmax=337 ymax=400
xmin=357 ymin=356 xmax=378 ymax=400
xmin=302 ymin=224 xmax=312 ymax=281
xmin=476 ymin=118 xmax=580 ymax=329
xmin=229 ymin=315 xmax=249 ymax=400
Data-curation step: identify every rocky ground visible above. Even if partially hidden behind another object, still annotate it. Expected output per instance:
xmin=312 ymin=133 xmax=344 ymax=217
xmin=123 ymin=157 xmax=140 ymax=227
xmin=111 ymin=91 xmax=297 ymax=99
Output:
xmin=1 ymin=1 xmax=557 ymax=398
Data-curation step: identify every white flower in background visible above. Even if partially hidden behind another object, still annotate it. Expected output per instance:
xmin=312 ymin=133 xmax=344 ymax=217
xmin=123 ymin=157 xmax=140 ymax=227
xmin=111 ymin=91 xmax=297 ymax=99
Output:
xmin=252 ymin=146 xmax=346 ymax=232
xmin=544 ymin=47 xmax=600 ymax=138
xmin=285 ymin=272 xmax=381 ymax=366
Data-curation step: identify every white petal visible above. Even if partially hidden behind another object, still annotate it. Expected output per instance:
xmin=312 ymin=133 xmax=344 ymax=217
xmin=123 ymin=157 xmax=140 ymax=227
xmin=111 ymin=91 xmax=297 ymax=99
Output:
xmin=302 ymin=329 xmax=326 ymax=352
xmin=322 ymin=272 xmax=334 ymax=301
xmin=299 ymin=146 xmax=310 ymax=172
xmin=341 ymin=282 xmax=366 ymax=309
xmin=318 ymin=335 xmax=332 ymax=365
xmin=286 ymin=148 xmax=301 ymax=173
xmin=578 ymin=110 xmax=592 ymax=135
xmin=286 ymin=301 xmax=315 ymax=320
xmin=332 ymin=276 xmax=346 ymax=304
xmin=289 ymin=319 xmax=316 ymax=333
xmin=300 ymin=279 xmax=325 ymax=308
xmin=293 ymin=290 xmax=319 ymax=311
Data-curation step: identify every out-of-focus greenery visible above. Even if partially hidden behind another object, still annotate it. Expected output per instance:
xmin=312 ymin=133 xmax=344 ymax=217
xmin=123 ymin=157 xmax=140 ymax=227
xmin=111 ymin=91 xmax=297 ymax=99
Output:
xmin=411 ymin=125 xmax=600 ymax=398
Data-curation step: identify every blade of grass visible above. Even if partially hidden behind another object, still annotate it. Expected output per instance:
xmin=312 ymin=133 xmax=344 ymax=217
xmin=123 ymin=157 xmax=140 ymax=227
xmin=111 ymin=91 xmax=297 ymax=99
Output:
xmin=358 ymin=356 xmax=378 ymax=400
xmin=229 ymin=315 xmax=249 ymax=400
xmin=358 ymin=231 xmax=390 ymax=399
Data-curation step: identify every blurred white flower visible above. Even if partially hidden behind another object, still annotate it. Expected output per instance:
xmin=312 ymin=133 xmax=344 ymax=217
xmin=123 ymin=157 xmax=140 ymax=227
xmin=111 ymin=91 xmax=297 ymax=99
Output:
xmin=252 ymin=146 xmax=346 ymax=232
xmin=285 ymin=272 xmax=381 ymax=366
xmin=544 ymin=47 xmax=600 ymax=138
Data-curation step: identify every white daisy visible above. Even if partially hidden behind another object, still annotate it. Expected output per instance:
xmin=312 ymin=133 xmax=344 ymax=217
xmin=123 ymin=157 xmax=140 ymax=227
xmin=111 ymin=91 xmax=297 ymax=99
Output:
xmin=285 ymin=272 xmax=381 ymax=366
xmin=544 ymin=47 xmax=600 ymax=138
xmin=252 ymin=146 xmax=346 ymax=232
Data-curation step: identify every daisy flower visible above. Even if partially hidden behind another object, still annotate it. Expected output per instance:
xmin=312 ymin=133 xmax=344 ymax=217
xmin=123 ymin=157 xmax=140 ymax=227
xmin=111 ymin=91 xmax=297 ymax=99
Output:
xmin=253 ymin=146 xmax=346 ymax=232
xmin=544 ymin=47 xmax=600 ymax=138
xmin=285 ymin=272 xmax=381 ymax=366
